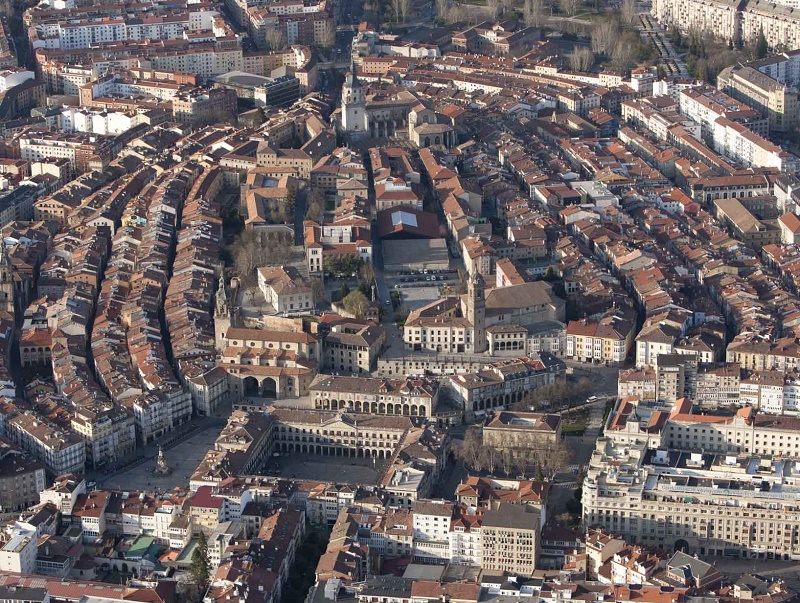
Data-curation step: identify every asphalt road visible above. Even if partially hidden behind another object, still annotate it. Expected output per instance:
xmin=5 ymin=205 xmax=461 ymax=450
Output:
xmin=333 ymin=0 xmax=361 ymax=60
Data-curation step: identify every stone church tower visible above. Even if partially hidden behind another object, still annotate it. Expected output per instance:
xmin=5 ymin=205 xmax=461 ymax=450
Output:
xmin=214 ymin=276 xmax=232 ymax=352
xmin=466 ymin=272 xmax=486 ymax=354
xmin=341 ymin=59 xmax=368 ymax=139
xmin=0 ymin=244 xmax=14 ymax=318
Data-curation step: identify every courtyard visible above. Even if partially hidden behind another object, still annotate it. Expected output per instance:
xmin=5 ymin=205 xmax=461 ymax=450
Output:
xmin=263 ymin=451 xmax=389 ymax=485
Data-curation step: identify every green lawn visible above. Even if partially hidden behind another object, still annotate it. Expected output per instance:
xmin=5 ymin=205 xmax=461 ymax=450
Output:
xmin=561 ymin=409 xmax=589 ymax=435
xmin=571 ymin=11 xmax=604 ymax=21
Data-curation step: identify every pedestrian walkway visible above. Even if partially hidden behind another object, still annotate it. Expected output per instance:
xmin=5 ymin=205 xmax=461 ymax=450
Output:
xmin=583 ymin=399 xmax=607 ymax=438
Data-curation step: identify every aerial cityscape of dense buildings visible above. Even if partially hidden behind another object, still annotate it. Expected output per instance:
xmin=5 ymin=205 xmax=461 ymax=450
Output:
xmin=1 ymin=1 xmax=800 ymax=603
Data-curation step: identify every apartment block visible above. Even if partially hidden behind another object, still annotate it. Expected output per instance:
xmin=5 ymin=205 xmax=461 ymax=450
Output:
xmin=0 ymin=524 xmax=37 ymax=573
xmin=665 ymin=398 xmax=800 ymax=455
xmin=679 ymin=86 xmax=768 ymax=140
xmin=172 ymin=88 xmax=237 ymax=125
xmin=718 ymin=64 xmax=799 ymax=133
xmin=19 ymin=134 xmax=114 ymax=174
xmin=481 ymin=503 xmax=541 ymax=576
xmin=3 ymin=410 xmax=85 ymax=476
xmin=566 ymin=310 xmax=635 ymax=366
xmin=583 ymin=436 xmax=800 ymax=559
xmin=652 ymin=0 xmax=800 ymax=50
xmin=696 ymin=363 xmax=741 ymax=406
xmin=655 ymin=353 xmax=698 ymax=404
xmin=0 ymin=438 xmax=46 ymax=511
xmin=322 ymin=320 xmax=386 ymax=375
xmin=711 ymin=117 xmax=797 ymax=172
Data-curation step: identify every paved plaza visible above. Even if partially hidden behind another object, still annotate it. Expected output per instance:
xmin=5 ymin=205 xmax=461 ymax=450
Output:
xmin=94 ymin=420 xmax=227 ymax=492
xmin=263 ymin=452 xmax=388 ymax=485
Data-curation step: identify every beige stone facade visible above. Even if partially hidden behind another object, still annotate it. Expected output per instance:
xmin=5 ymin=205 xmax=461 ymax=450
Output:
xmin=482 ymin=411 xmax=562 ymax=451
xmin=309 ymin=375 xmax=437 ymax=418
xmin=270 ymin=408 xmax=411 ymax=459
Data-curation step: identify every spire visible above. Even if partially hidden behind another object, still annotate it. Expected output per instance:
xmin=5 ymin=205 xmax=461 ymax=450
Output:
xmin=346 ymin=55 xmax=360 ymax=89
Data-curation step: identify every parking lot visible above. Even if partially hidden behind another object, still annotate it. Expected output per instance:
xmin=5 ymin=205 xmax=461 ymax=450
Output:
xmin=398 ymin=285 xmax=444 ymax=309
xmin=388 ymin=269 xmax=460 ymax=287
xmin=388 ymin=269 xmax=462 ymax=310
xmin=263 ymin=452 xmax=388 ymax=485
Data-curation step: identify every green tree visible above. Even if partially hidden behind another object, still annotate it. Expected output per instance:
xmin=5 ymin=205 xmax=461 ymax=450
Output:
xmin=576 ymin=467 xmax=585 ymax=490
xmin=307 ymin=188 xmax=326 ymax=212
xmin=339 ymin=282 xmax=350 ymax=301
xmin=305 ymin=200 xmax=323 ymax=222
xmin=190 ymin=531 xmax=210 ymax=589
xmin=284 ymin=188 xmax=297 ymax=220
xmin=324 ymin=254 xmax=362 ymax=277
xmin=668 ymin=25 xmax=682 ymax=48
xmin=755 ymin=26 xmax=768 ymax=59
xmin=342 ymin=290 xmax=369 ymax=318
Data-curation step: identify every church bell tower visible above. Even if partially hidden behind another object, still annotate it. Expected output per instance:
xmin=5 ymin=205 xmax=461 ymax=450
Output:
xmin=341 ymin=59 xmax=368 ymax=138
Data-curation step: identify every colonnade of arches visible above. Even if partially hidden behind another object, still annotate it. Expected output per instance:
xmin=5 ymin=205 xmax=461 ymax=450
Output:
xmin=243 ymin=375 xmax=278 ymax=398
xmin=472 ymin=390 xmax=525 ymax=412
xmin=314 ymin=398 xmax=427 ymax=416
xmin=278 ymin=441 xmax=391 ymax=458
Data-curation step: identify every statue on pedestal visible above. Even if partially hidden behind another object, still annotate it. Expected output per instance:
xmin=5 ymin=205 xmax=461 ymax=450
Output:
xmin=154 ymin=446 xmax=172 ymax=476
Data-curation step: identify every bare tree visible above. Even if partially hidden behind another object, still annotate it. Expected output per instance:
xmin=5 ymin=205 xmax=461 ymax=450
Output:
xmin=567 ymin=46 xmax=594 ymax=71
xmin=359 ymin=262 xmax=376 ymax=290
xmin=621 ymin=0 xmax=637 ymax=25
xmin=487 ymin=0 xmax=502 ymax=20
xmin=436 ymin=0 xmax=452 ymax=20
xmin=458 ymin=427 xmax=483 ymax=470
xmin=231 ymin=230 xmax=262 ymax=285
xmin=392 ymin=0 xmax=412 ymax=22
xmin=611 ymin=36 xmax=638 ymax=70
xmin=310 ymin=276 xmax=325 ymax=305
xmin=268 ymin=233 xmax=294 ymax=265
xmin=517 ymin=378 xmax=592 ymax=412
xmin=401 ymin=0 xmax=413 ymax=22
xmin=446 ymin=4 xmax=466 ymax=23
xmin=265 ymin=27 xmax=287 ymax=51
xmin=499 ymin=448 xmax=516 ymax=477
xmin=500 ymin=0 xmax=516 ymax=16
xmin=559 ymin=0 xmax=580 ymax=17
xmin=318 ymin=25 xmax=335 ymax=48
xmin=480 ymin=446 xmax=497 ymax=474
xmin=523 ymin=0 xmax=544 ymax=27
xmin=591 ymin=19 xmax=619 ymax=55
xmin=461 ymin=4 xmax=486 ymax=25
xmin=482 ymin=431 xmax=572 ymax=479
xmin=230 ymin=230 xmax=295 ymax=289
